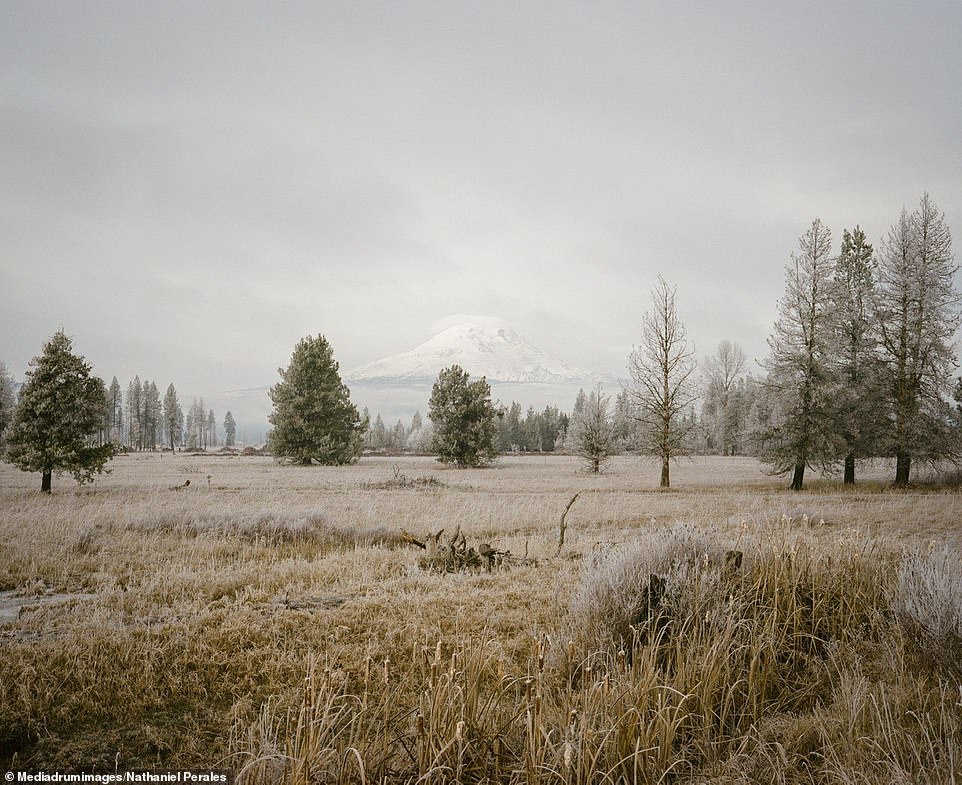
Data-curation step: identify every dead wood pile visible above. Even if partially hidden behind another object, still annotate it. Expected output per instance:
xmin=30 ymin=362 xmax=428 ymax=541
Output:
xmin=400 ymin=525 xmax=535 ymax=573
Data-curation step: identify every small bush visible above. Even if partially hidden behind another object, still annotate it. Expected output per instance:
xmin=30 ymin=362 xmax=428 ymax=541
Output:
xmin=563 ymin=523 xmax=736 ymax=663
xmin=891 ymin=546 xmax=962 ymax=674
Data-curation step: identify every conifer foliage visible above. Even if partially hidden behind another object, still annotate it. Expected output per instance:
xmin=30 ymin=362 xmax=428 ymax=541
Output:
xmin=6 ymin=330 xmax=114 ymax=492
xmin=761 ymin=219 xmax=840 ymax=490
xmin=268 ymin=334 xmax=365 ymax=464
xmin=428 ymin=365 xmax=498 ymax=467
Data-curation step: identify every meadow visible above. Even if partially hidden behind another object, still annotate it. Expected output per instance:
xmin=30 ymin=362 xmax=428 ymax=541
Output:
xmin=0 ymin=453 xmax=960 ymax=783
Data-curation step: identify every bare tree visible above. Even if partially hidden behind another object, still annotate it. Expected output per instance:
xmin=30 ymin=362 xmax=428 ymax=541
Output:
xmin=704 ymin=340 xmax=747 ymax=393
xmin=628 ymin=275 xmax=698 ymax=487
xmin=570 ymin=384 xmax=615 ymax=473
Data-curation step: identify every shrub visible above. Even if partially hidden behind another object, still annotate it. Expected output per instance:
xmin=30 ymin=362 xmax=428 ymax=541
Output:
xmin=891 ymin=546 xmax=962 ymax=674
xmin=563 ymin=523 xmax=735 ymax=664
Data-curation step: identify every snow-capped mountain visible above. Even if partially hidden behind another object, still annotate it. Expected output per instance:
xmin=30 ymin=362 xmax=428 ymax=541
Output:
xmin=345 ymin=316 xmax=596 ymax=386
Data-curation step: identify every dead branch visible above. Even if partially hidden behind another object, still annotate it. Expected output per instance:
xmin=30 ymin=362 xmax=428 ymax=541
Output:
xmin=558 ymin=490 xmax=583 ymax=555
xmin=400 ymin=529 xmax=426 ymax=549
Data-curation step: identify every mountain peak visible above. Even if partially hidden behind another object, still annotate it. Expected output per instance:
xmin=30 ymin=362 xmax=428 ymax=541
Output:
xmin=346 ymin=316 xmax=595 ymax=385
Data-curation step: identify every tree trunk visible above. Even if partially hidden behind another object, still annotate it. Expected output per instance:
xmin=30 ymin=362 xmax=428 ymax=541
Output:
xmin=41 ymin=470 xmax=52 ymax=494
xmin=790 ymin=462 xmax=805 ymax=491
xmin=895 ymin=452 xmax=911 ymax=486
xmin=660 ymin=458 xmax=670 ymax=488
xmin=843 ymin=453 xmax=855 ymax=485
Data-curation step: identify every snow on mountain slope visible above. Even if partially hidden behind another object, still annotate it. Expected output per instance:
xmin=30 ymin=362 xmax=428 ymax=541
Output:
xmin=346 ymin=316 xmax=596 ymax=385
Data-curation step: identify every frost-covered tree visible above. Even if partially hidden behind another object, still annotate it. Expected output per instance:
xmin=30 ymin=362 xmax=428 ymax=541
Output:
xmin=106 ymin=376 xmax=123 ymax=446
xmin=185 ymin=398 xmax=208 ymax=450
xmin=832 ymin=226 xmax=882 ymax=483
xmin=406 ymin=420 xmax=434 ymax=453
xmin=142 ymin=381 xmax=161 ymax=450
xmin=162 ymin=384 xmax=183 ymax=451
xmin=391 ymin=420 xmax=407 ymax=450
xmin=499 ymin=401 xmax=524 ymax=452
xmin=366 ymin=414 xmax=387 ymax=450
xmin=268 ymin=334 xmax=364 ymax=464
xmin=6 ymin=331 xmax=114 ymax=492
xmin=874 ymin=195 xmax=961 ymax=484
xmin=760 ymin=219 xmax=840 ymax=490
xmin=570 ymin=384 xmax=615 ymax=473
xmin=429 ymin=365 xmax=498 ymax=467
xmin=206 ymin=409 xmax=216 ymax=448
xmin=701 ymin=340 xmax=748 ymax=456
xmin=126 ymin=376 xmax=142 ymax=450
xmin=223 ymin=410 xmax=236 ymax=447
xmin=627 ymin=275 xmax=698 ymax=487
xmin=0 ymin=362 xmax=16 ymax=452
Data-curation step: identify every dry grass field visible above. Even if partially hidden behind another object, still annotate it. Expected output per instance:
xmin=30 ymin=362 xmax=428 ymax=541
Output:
xmin=1 ymin=453 xmax=960 ymax=783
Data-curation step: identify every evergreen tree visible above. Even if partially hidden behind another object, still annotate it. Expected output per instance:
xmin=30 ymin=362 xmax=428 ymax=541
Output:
xmin=143 ymin=381 xmax=161 ymax=450
xmin=611 ymin=390 xmax=638 ymax=453
xmin=223 ymin=410 xmax=236 ymax=447
xmin=538 ymin=405 xmax=564 ymax=452
xmin=6 ymin=331 xmax=114 ymax=492
xmin=0 ymin=362 xmax=16 ymax=452
xmin=523 ymin=406 xmax=542 ymax=451
xmin=570 ymin=384 xmax=615 ymax=473
xmin=832 ymin=226 xmax=882 ymax=483
xmin=504 ymin=401 xmax=523 ymax=451
xmin=391 ymin=420 xmax=407 ymax=450
xmin=268 ymin=334 xmax=364 ymax=465
xmin=367 ymin=414 xmax=387 ymax=450
xmin=163 ymin=385 xmax=183 ymax=451
xmin=106 ymin=376 xmax=123 ymax=446
xmin=701 ymin=340 xmax=748 ymax=456
xmin=760 ymin=219 xmax=841 ymax=490
xmin=207 ymin=409 xmax=216 ymax=448
xmin=126 ymin=376 xmax=142 ymax=450
xmin=874 ymin=195 xmax=961 ymax=484
xmin=428 ymin=365 xmax=498 ymax=467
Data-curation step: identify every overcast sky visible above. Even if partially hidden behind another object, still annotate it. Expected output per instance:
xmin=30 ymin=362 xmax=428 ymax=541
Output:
xmin=2 ymin=2 xmax=961 ymax=407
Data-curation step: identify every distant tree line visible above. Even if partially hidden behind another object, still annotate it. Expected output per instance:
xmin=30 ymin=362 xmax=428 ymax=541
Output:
xmin=3 ymin=194 xmax=959 ymax=490
xmin=105 ymin=376 xmax=236 ymax=452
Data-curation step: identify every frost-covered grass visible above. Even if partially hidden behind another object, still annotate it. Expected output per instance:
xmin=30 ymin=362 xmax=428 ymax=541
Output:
xmin=0 ymin=453 xmax=960 ymax=781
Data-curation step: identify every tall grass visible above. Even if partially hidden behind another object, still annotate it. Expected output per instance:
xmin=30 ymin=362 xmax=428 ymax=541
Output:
xmin=2 ymin=455 xmax=961 ymax=780
xmin=230 ymin=524 xmax=962 ymax=784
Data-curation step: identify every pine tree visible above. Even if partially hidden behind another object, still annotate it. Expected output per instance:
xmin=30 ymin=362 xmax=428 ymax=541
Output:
xmin=0 ymin=362 xmax=17 ymax=453
xmin=570 ymin=384 xmax=615 ymax=473
xmin=163 ymin=384 xmax=183 ymax=451
xmin=6 ymin=331 xmax=114 ymax=492
xmin=874 ymin=195 xmax=961 ymax=484
xmin=832 ymin=226 xmax=881 ymax=483
xmin=106 ymin=377 xmax=123 ymax=446
xmin=538 ymin=405 xmax=564 ymax=452
xmin=143 ymin=381 xmax=161 ymax=450
xmin=126 ymin=377 xmax=142 ymax=450
xmin=428 ymin=365 xmax=498 ymax=467
xmin=207 ymin=409 xmax=216 ymax=448
xmin=760 ymin=219 xmax=840 ymax=490
xmin=268 ymin=334 xmax=364 ymax=465
xmin=223 ymin=410 xmax=236 ymax=448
